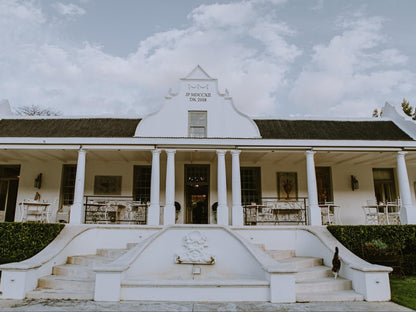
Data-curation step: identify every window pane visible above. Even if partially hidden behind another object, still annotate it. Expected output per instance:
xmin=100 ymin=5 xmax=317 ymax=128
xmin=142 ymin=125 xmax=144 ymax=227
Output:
xmin=61 ymin=165 xmax=76 ymax=205
xmin=133 ymin=166 xmax=151 ymax=202
xmin=240 ymin=167 xmax=261 ymax=205
xmin=189 ymin=127 xmax=205 ymax=138
xmin=189 ymin=112 xmax=206 ymax=126
xmin=189 ymin=111 xmax=206 ymax=137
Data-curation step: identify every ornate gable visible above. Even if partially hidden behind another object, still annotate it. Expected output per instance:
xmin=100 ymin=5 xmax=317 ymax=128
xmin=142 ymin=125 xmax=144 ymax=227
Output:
xmin=135 ymin=66 xmax=260 ymax=138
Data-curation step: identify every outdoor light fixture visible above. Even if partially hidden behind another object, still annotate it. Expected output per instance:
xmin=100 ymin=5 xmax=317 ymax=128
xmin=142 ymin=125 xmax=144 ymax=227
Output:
xmin=351 ymin=175 xmax=359 ymax=191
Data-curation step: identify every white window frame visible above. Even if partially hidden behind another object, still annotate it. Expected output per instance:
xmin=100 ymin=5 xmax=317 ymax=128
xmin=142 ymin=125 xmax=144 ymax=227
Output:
xmin=188 ymin=111 xmax=207 ymax=138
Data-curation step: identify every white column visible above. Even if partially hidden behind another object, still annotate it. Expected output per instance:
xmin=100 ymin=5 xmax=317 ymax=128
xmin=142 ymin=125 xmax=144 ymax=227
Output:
xmin=217 ymin=150 xmax=229 ymax=225
xmin=305 ymin=151 xmax=321 ymax=225
xmin=164 ymin=149 xmax=176 ymax=225
xmin=70 ymin=149 xmax=86 ymax=224
xmin=148 ymin=149 xmax=161 ymax=225
xmin=397 ymin=151 xmax=416 ymax=224
xmin=231 ymin=150 xmax=243 ymax=226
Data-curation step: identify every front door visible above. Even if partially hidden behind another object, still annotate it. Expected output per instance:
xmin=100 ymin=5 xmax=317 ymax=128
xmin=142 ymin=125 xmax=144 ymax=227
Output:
xmin=0 ymin=165 xmax=20 ymax=222
xmin=185 ymin=164 xmax=209 ymax=224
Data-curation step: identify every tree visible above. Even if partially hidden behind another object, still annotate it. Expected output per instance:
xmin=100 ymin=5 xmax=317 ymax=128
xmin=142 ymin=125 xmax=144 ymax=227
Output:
xmin=401 ymin=98 xmax=413 ymax=117
xmin=14 ymin=105 xmax=60 ymax=116
xmin=372 ymin=108 xmax=382 ymax=118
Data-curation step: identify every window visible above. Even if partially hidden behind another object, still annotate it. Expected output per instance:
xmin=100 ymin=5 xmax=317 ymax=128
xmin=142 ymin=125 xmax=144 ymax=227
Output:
xmin=61 ymin=165 xmax=76 ymax=205
xmin=188 ymin=111 xmax=207 ymax=137
xmin=240 ymin=167 xmax=261 ymax=205
xmin=373 ymin=168 xmax=397 ymax=204
xmin=133 ymin=166 xmax=151 ymax=202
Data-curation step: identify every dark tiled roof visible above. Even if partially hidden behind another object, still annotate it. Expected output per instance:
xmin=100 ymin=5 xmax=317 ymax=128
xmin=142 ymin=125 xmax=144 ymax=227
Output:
xmin=0 ymin=118 xmax=412 ymax=141
xmin=0 ymin=118 xmax=141 ymax=137
xmin=254 ymin=120 xmax=414 ymax=141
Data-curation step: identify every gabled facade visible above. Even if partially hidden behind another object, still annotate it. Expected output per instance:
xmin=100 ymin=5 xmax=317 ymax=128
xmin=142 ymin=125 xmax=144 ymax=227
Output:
xmin=0 ymin=65 xmax=415 ymax=226
xmin=1 ymin=66 xmax=413 ymax=303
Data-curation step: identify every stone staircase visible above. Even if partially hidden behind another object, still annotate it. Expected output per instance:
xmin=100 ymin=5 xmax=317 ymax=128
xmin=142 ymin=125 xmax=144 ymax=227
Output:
xmin=258 ymin=245 xmax=364 ymax=302
xmin=26 ymin=243 xmax=137 ymax=300
xmin=26 ymin=240 xmax=364 ymax=302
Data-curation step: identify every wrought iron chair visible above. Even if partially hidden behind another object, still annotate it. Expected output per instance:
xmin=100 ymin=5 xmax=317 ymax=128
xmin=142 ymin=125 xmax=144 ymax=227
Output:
xmin=386 ymin=200 xmax=401 ymax=225
xmin=363 ymin=200 xmax=379 ymax=225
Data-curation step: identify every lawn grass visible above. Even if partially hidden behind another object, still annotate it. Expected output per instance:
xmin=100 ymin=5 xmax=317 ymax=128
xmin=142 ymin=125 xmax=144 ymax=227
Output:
xmin=390 ymin=275 xmax=416 ymax=310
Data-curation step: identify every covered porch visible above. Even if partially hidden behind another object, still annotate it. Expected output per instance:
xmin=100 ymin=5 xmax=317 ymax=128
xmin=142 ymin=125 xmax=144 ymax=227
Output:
xmin=1 ymin=145 xmax=416 ymax=226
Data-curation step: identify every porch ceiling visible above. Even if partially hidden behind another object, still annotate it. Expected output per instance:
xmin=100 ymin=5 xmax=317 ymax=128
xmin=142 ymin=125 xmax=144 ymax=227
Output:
xmin=0 ymin=149 xmax=78 ymax=162
xmin=0 ymin=149 xmax=414 ymax=167
xmin=239 ymin=150 xmax=416 ymax=167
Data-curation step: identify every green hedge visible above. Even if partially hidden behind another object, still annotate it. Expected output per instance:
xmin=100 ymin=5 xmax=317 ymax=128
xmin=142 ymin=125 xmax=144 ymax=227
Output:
xmin=327 ymin=225 xmax=416 ymax=275
xmin=0 ymin=222 xmax=65 ymax=265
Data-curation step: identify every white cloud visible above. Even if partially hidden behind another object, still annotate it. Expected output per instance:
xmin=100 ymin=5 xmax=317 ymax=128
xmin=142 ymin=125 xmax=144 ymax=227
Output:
xmin=0 ymin=1 xmax=414 ymax=119
xmin=52 ymin=2 xmax=86 ymax=17
xmin=0 ymin=0 xmax=298 ymax=117
xmin=289 ymin=15 xmax=414 ymax=117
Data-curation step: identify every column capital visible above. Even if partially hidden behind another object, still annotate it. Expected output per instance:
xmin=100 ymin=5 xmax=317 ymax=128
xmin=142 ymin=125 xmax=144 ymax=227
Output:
xmin=78 ymin=148 xmax=86 ymax=154
xmin=230 ymin=150 xmax=241 ymax=156
xmin=216 ymin=150 xmax=227 ymax=156
xmin=305 ymin=150 xmax=316 ymax=157
xmin=165 ymin=149 xmax=176 ymax=155
xmin=152 ymin=149 xmax=162 ymax=155
xmin=397 ymin=151 xmax=408 ymax=157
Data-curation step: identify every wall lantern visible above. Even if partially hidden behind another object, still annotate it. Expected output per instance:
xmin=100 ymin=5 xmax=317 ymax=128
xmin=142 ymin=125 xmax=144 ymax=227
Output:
xmin=34 ymin=173 xmax=42 ymax=189
xmin=351 ymin=175 xmax=359 ymax=191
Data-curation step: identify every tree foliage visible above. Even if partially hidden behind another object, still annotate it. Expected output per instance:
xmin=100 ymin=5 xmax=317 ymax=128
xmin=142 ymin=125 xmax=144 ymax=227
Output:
xmin=372 ymin=108 xmax=382 ymax=118
xmin=14 ymin=104 xmax=60 ymax=116
xmin=401 ymin=98 xmax=416 ymax=120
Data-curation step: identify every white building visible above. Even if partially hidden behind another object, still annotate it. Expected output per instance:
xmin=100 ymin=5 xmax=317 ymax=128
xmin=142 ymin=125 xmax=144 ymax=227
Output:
xmin=0 ymin=66 xmax=415 ymax=303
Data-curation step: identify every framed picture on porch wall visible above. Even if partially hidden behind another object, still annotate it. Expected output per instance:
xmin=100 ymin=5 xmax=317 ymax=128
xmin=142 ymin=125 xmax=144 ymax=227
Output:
xmin=277 ymin=172 xmax=298 ymax=200
xmin=94 ymin=176 xmax=122 ymax=195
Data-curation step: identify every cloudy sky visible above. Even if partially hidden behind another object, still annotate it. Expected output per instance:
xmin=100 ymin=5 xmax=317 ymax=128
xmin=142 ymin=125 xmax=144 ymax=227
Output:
xmin=1 ymin=0 xmax=415 ymax=118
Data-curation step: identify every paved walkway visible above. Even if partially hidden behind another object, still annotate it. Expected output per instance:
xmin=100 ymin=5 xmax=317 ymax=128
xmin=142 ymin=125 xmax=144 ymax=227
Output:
xmin=0 ymin=299 xmax=414 ymax=312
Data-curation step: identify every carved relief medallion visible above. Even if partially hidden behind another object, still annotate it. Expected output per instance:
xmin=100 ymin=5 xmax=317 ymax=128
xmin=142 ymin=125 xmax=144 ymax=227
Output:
xmin=175 ymin=231 xmax=215 ymax=265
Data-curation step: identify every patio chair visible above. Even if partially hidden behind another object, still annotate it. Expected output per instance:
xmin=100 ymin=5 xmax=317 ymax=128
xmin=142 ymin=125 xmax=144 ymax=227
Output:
xmin=363 ymin=200 xmax=379 ymax=225
xmin=320 ymin=201 xmax=336 ymax=225
xmin=56 ymin=205 xmax=70 ymax=223
xmin=386 ymin=200 xmax=401 ymax=225
xmin=46 ymin=199 xmax=59 ymax=223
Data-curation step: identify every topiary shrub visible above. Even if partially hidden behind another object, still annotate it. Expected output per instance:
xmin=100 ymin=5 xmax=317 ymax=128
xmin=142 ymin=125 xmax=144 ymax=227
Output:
xmin=0 ymin=222 xmax=65 ymax=265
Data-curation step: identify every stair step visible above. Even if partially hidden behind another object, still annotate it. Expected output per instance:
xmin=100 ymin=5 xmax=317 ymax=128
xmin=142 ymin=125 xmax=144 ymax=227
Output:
xmin=295 ymin=266 xmax=332 ymax=282
xmin=297 ymin=290 xmax=364 ymax=302
xmin=279 ymin=256 xmax=322 ymax=269
xmin=265 ymin=250 xmax=295 ymax=260
xmin=26 ymin=288 xmax=94 ymax=300
xmin=52 ymin=264 xmax=95 ymax=279
xmin=67 ymin=255 xmax=114 ymax=266
xmin=38 ymin=275 xmax=94 ymax=290
xmin=96 ymin=248 xmax=127 ymax=258
xmin=296 ymin=278 xmax=352 ymax=293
